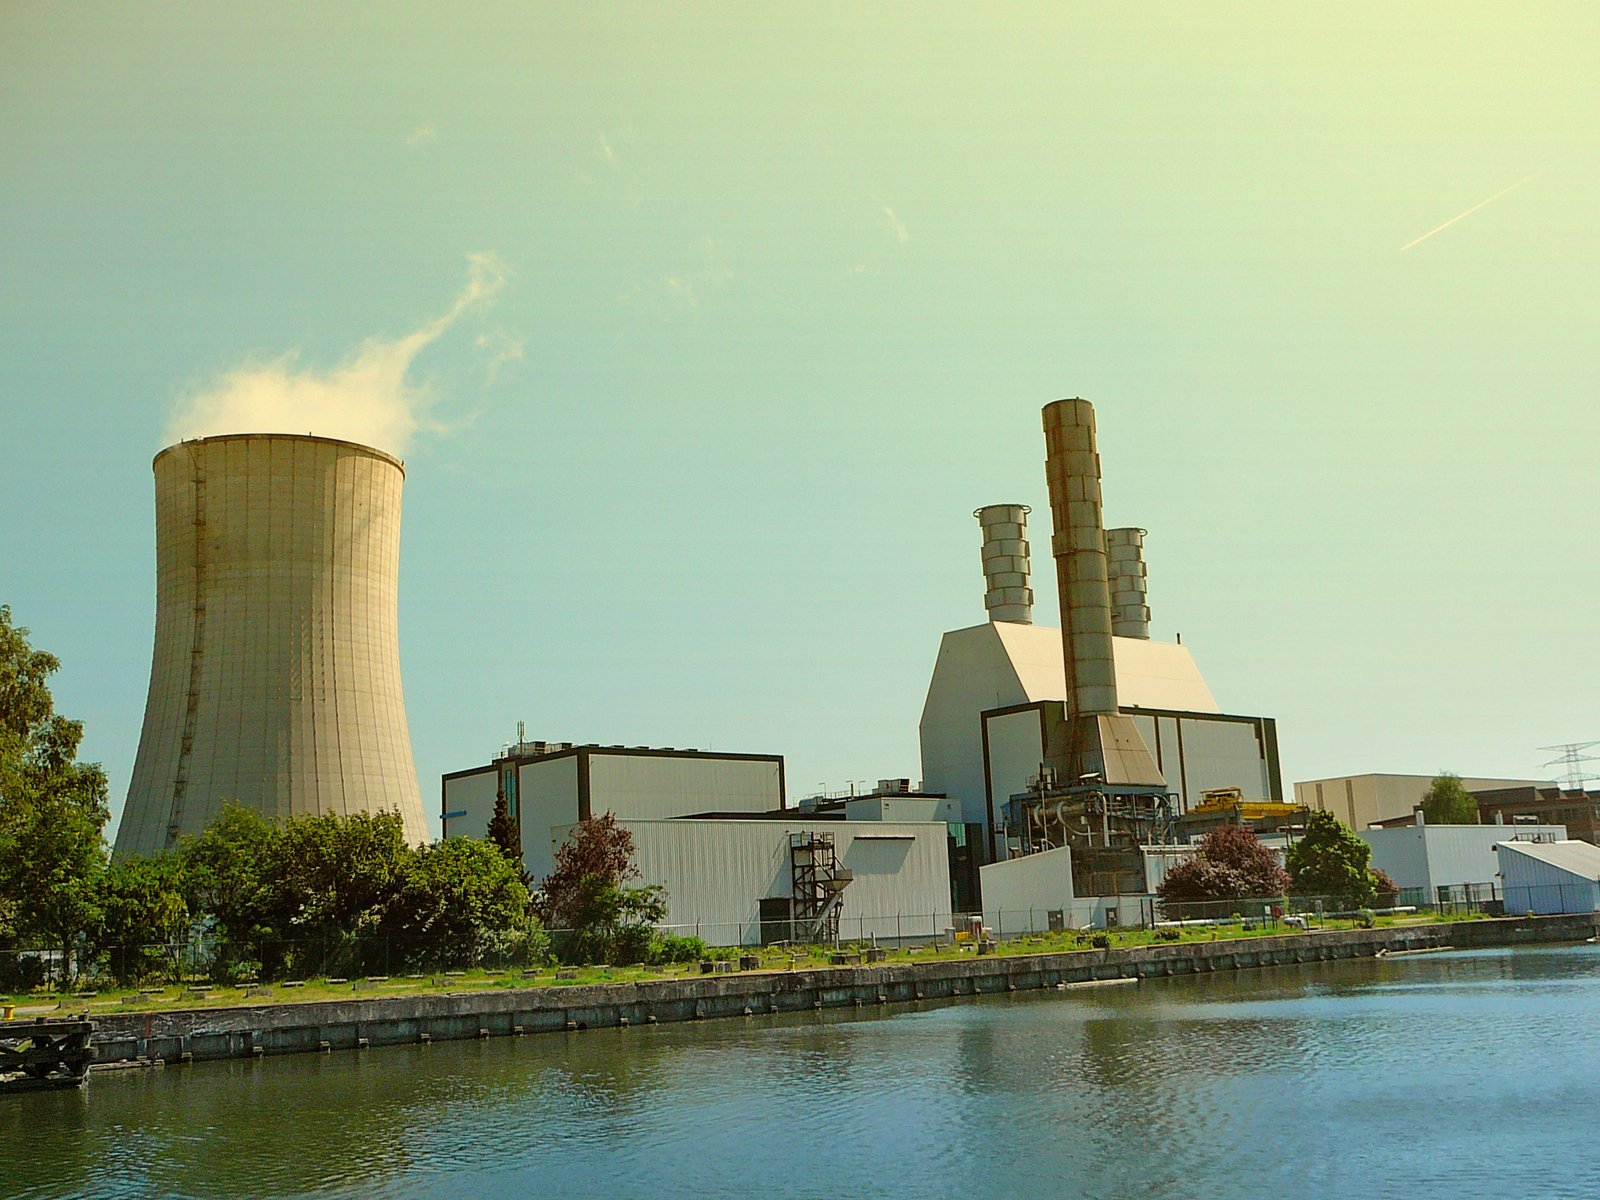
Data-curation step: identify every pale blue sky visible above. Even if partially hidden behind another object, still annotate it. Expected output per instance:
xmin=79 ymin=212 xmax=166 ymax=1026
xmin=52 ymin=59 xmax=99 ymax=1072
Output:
xmin=4 ymin=2 xmax=1597 ymax=838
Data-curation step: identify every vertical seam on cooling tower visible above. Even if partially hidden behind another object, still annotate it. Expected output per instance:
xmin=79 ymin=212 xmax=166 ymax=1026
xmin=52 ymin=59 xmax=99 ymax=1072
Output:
xmin=166 ymin=446 xmax=207 ymax=847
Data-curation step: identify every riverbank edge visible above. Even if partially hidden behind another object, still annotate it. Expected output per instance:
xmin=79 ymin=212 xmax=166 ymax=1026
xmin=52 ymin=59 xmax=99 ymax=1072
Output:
xmin=84 ymin=913 xmax=1599 ymax=1068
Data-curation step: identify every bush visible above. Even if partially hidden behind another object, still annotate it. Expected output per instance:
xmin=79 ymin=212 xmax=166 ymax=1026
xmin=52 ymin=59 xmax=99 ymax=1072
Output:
xmin=1090 ymin=932 xmax=1112 ymax=949
xmin=1154 ymin=928 xmax=1181 ymax=942
xmin=1354 ymin=909 xmax=1376 ymax=929
xmin=649 ymin=934 xmax=706 ymax=964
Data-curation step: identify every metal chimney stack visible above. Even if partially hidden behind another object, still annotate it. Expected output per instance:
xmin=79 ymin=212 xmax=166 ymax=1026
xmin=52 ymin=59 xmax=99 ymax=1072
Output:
xmin=1106 ymin=527 xmax=1151 ymax=639
xmin=1042 ymin=399 xmax=1118 ymax=717
xmin=116 ymin=433 xmax=429 ymax=858
xmin=1040 ymin=399 xmax=1165 ymax=789
xmin=974 ymin=504 xmax=1033 ymax=624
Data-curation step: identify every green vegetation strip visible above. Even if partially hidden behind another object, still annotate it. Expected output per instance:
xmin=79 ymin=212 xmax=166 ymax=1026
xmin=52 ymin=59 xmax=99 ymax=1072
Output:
xmin=7 ymin=911 xmax=1490 ymax=1018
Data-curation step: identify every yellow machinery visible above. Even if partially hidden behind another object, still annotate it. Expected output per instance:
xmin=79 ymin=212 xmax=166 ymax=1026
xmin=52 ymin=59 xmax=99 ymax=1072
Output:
xmin=1192 ymin=787 xmax=1306 ymax=824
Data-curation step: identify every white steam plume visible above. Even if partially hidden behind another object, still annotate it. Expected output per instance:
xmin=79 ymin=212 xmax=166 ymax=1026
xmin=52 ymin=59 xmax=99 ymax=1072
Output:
xmin=166 ymin=254 xmax=510 ymax=455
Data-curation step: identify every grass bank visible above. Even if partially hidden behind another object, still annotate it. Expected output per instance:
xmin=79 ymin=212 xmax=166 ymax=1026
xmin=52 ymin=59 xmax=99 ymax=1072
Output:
xmin=5 ymin=911 xmax=1491 ymax=1020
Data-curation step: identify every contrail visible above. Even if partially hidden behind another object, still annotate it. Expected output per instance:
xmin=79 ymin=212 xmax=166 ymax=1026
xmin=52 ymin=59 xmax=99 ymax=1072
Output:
xmin=1401 ymin=169 xmax=1545 ymax=251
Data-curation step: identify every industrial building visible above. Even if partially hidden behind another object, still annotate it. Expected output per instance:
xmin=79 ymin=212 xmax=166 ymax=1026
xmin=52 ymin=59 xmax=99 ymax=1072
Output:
xmin=441 ymin=396 xmax=1281 ymax=935
xmin=442 ymin=746 xmax=952 ymax=945
xmin=1496 ymin=839 xmax=1600 ymax=915
xmin=441 ymin=741 xmax=786 ymax=881
xmin=1475 ymin=784 xmax=1600 ymax=844
xmin=591 ymin=814 xmax=951 ymax=947
xmin=118 ymin=434 xmax=429 ymax=857
xmin=918 ymin=400 xmax=1283 ymax=920
xmin=1362 ymin=820 xmax=1566 ymax=904
xmin=1292 ymin=773 xmax=1550 ymax=833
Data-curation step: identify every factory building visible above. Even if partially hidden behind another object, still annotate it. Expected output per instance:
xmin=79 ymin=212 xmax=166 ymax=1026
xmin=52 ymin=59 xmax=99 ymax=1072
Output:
xmin=1496 ymin=840 xmax=1600 ymax=916
xmin=443 ymin=746 xmax=952 ymax=946
xmin=1362 ymin=820 xmax=1566 ymax=904
xmin=593 ymin=814 xmax=951 ymax=947
xmin=118 ymin=434 xmax=429 ymax=858
xmin=919 ymin=402 xmax=1283 ymax=906
xmin=442 ymin=742 xmax=785 ymax=881
xmin=1474 ymin=784 xmax=1600 ymax=845
xmin=1294 ymin=773 xmax=1553 ymax=832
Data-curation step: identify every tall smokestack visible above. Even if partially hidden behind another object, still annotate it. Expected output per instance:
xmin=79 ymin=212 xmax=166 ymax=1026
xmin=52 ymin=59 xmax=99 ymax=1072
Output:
xmin=1041 ymin=400 xmax=1165 ymax=789
xmin=1106 ymin=527 xmax=1151 ymax=640
xmin=974 ymin=504 xmax=1033 ymax=624
xmin=1042 ymin=400 xmax=1118 ymax=718
xmin=116 ymin=434 xmax=429 ymax=858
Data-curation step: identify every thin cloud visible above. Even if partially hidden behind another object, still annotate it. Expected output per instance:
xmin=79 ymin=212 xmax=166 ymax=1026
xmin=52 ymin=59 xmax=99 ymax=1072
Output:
xmin=405 ymin=121 xmax=438 ymax=146
xmin=167 ymin=254 xmax=510 ymax=455
xmin=1401 ymin=169 xmax=1545 ymax=252
xmin=475 ymin=327 xmax=526 ymax=384
xmin=597 ymin=133 xmax=619 ymax=167
xmin=882 ymin=203 xmax=909 ymax=248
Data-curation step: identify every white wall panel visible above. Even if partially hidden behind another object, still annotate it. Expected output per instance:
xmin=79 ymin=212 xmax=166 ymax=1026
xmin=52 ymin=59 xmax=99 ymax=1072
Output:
xmin=605 ymin=820 xmax=951 ymax=946
xmin=591 ymin=754 xmax=781 ymax=820
xmin=441 ymin=769 xmax=497 ymax=841
xmin=518 ymin=756 xmax=581 ymax=882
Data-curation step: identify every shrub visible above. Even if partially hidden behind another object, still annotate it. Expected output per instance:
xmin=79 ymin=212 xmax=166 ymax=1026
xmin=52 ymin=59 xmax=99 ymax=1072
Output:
xmin=1154 ymin=928 xmax=1181 ymax=942
xmin=1354 ymin=909 xmax=1376 ymax=929
xmin=1090 ymin=932 xmax=1112 ymax=949
xmin=649 ymin=934 xmax=707 ymax=964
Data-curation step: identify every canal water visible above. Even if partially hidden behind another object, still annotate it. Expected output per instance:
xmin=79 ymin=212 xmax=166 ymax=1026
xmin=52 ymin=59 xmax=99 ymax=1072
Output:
xmin=8 ymin=944 xmax=1600 ymax=1200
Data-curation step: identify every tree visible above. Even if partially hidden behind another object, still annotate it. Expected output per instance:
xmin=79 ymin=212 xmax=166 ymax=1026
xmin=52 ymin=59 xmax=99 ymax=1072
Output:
xmin=91 ymin=856 xmax=190 ymax=984
xmin=177 ymin=804 xmax=280 ymax=949
xmin=1420 ymin=772 xmax=1478 ymax=825
xmin=0 ymin=606 xmax=110 ymax=981
xmin=1286 ymin=810 xmax=1377 ymax=907
xmin=379 ymin=837 xmax=539 ymax=969
xmin=1157 ymin=824 xmax=1290 ymax=909
xmin=1371 ymin=867 xmax=1400 ymax=906
xmin=485 ymin=785 xmax=528 ymax=885
xmin=535 ymin=813 xmax=667 ymax=964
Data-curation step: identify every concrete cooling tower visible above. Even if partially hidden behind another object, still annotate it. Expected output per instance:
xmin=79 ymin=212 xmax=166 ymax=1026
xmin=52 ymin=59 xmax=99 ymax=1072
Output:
xmin=116 ymin=434 xmax=429 ymax=858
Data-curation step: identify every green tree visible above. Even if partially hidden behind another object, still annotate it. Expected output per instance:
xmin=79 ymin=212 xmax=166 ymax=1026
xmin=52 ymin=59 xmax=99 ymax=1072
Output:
xmin=1420 ymin=772 xmax=1478 ymax=825
xmin=380 ymin=837 xmax=540 ymax=969
xmin=0 ymin=606 xmax=110 ymax=982
xmin=177 ymin=804 xmax=280 ymax=948
xmin=485 ymin=785 xmax=528 ymax=885
xmin=1286 ymin=810 xmax=1377 ymax=907
xmin=91 ymin=855 xmax=190 ymax=984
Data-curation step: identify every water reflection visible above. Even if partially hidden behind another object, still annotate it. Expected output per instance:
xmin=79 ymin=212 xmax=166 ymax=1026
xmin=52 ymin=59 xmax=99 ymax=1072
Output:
xmin=10 ymin=946 xmax=1600 ymax=1199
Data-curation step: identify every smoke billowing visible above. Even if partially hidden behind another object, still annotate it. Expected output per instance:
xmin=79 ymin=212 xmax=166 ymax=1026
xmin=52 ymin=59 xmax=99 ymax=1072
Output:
xmin=165 ymin=254 xmax=510 ymax=455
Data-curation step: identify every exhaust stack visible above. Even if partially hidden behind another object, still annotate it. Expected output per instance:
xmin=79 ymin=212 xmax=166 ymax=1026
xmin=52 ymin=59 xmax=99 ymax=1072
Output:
xmin=974 ymin=503 xmax=1033 ymax=624
xmin=1042 ymin=400 xmax=1118 ymax=717
xmin=1106 ymin=527 xmax=1151 ymax=639
xmin=1041 ymin=400 xmax=1164 ymax=788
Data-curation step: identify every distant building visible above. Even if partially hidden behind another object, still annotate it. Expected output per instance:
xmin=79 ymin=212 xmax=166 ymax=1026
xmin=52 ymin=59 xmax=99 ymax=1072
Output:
xmin=442 ymin=742 xmax=784 ymax=882
xmin=1476 ymin=785 xmax=1600 ymax=845
xmin=1496 ymin=840 xmax=1600 ymax=915
xmin=589 ymin=815 xmax=952 ymax=947
xmin=443 ymin=746 xmax=954 ymax=946
xmin=1293 ymin=773 xmax=1551 ymax=832
xmin=1361 ymin=821 xmax=1565 ymax=904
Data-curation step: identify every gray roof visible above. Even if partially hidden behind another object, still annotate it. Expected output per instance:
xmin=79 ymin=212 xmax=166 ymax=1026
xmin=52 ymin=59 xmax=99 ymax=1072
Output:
xmin=1497 ymin=839 xmax=1600 ymax=879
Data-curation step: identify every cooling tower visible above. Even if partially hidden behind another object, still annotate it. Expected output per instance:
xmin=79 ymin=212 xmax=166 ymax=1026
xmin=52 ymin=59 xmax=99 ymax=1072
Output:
xmin=974 ymin=504 xmax=1033 ymax=623
xmin=116 ymin=434 xmax=429 ymax=858
xmin=1106 ymin=527 xmax=1151 ymax=640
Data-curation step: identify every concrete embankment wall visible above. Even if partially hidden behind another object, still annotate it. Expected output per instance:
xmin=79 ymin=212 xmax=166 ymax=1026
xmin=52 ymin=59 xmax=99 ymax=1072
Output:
xmin=90 ymin=914 xmax=1600 ymax=1068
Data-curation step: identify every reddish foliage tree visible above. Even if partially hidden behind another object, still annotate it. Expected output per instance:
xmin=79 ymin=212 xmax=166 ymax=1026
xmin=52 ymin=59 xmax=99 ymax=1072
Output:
xmin=1371 ymin=867 xmax=1400 ymax=904
xmin=534 ymin=812 xmax=638 ymax=929
xmin=1157 ymin=824 xmax=1290 ymax=906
